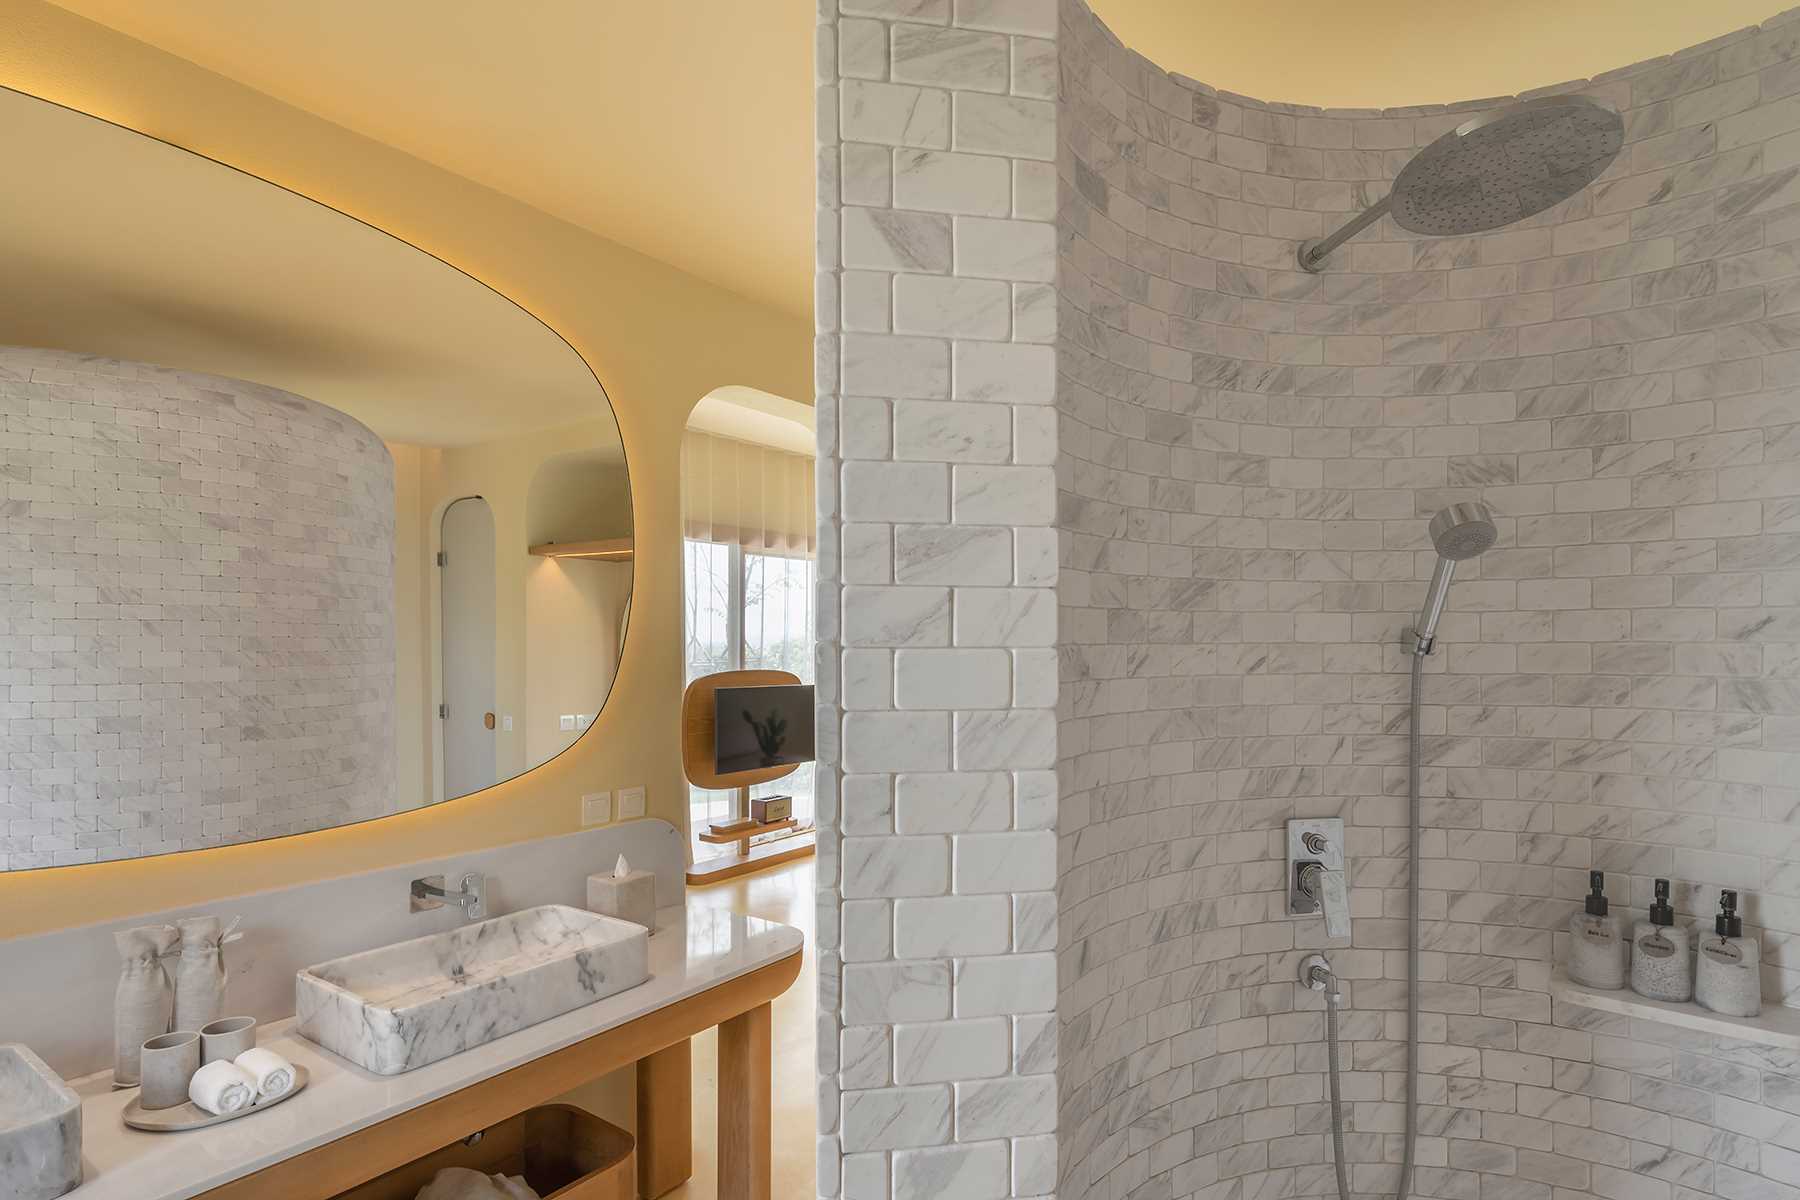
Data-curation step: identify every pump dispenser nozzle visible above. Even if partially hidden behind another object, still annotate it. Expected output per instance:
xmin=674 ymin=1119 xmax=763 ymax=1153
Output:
xmin=1716 ymin=890 xmax=1743 ymax=939
xmin=1585 ymin=870 xmax=1609 ymax=917
xmin=1649 ymin=878 xmax=1674 ymax=927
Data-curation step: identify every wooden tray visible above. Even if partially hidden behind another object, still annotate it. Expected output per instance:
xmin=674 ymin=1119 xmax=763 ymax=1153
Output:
xmin=123 ymin=1065 xmax=309 ymax=1132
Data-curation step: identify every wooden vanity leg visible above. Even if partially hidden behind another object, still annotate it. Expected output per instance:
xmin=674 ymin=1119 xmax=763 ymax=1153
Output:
xmin=636 ymin=1038 xmax=693 ymax=1198
xmin=717 ymin=1002 xmax=772 ymax=1200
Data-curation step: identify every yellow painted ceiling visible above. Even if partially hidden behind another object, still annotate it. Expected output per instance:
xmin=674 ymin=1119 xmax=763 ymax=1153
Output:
xmin=0 ymin=85 xmax=610 ymax=448
xmin=44 ymin=0 xmax=816 ymax=320
xmin=41 ymin=1 xmax=1784 ymax=325
xmin=1086 ymin=0 xmax=1785 ymax=110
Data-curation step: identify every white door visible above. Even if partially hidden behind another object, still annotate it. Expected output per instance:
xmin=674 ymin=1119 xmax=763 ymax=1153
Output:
xmin=440 ymin=497 xmax=497 ymax=801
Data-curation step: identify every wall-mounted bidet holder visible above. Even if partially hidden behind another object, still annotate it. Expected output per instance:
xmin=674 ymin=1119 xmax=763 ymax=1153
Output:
xmin=1287 ymin=819 xmax=1349 ymax=939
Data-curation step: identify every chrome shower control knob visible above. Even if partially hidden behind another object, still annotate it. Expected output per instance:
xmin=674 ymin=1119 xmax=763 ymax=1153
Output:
xmin=1302 ymin=831 xmax=1328 ymax=855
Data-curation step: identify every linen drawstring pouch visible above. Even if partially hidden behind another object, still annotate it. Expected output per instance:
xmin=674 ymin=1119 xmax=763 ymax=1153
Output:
xmin=114 ymin=923 xmax=179 ymax=1086
xmin=172 ymin=915 xmax=242 ymax=1034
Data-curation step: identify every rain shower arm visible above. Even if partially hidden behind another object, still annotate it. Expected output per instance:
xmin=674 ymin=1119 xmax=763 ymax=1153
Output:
xmin=1297 ymin=195 xmax=1391 ymax=272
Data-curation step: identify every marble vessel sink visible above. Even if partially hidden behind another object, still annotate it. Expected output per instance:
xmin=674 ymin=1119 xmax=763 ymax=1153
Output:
xmin=0 ymin=1043 xmax=81 ymax=1200
xmin=296 ymin=904 xmax=650 ymax=1075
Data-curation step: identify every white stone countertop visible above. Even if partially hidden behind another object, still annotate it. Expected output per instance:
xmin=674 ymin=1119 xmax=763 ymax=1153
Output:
xmin=63 ymin=905 xmax=803 ymax=1200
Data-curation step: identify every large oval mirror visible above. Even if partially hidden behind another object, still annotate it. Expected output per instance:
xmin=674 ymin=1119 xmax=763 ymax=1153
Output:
xmin=0 ymin=87 xmax=630 ymax=870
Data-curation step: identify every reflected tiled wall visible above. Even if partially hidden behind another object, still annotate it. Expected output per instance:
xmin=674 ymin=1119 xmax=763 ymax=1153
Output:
xmin=0 ymin=348 xmax=396 ymax=869
xmin=1056 ymin=3 xmax=1800 ymax=1199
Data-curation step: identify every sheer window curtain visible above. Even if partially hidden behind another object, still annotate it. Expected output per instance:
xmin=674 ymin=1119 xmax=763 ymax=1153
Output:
xmin=680 ymin=431 xmax=816 ymax=861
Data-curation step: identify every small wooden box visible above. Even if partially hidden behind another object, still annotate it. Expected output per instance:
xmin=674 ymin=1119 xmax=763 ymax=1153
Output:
xmin=751 ymin=795 xmax=792 ymax=823
xmin=333 ymin=1104 xmax=633 ymax=1200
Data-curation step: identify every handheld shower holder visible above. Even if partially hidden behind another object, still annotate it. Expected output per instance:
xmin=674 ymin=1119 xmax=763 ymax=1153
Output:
xmin=1300 ymin=953 xmax=1339 ymax=999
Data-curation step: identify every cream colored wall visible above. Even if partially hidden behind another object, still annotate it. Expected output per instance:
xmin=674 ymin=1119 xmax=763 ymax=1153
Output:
xmin=1087 ymin=0 xmax=1785 ymax=108
xmin=526 ymin=559 xmax=629 ymax=768
xmin=527 ymin=455 xmax=632 ymax=545
xmin=390 ymin=443 xmax=434 ymax=812
xmin=0 ymin=0 xmax=809 ymax=938
xmin=396 ymin=419 xmax=634 ymax=795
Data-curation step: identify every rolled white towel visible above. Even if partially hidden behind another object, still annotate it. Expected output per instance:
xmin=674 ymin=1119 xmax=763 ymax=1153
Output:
xmin=234 ymin=1047 xmax=295 ymax=1102
xmin=189 ymin=1059 xmax=255 ymax=1115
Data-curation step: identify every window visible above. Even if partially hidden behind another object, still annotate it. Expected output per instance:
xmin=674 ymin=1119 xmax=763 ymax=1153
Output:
xmin=683 ymin=539 xmax=816 ymax=859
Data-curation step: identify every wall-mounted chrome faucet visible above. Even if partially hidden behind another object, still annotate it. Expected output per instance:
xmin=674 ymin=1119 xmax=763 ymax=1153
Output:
xmin=411 ymin=872 xmax=486 ymax=920
xmin=1287 ymin=819 xmax=1349 ymax=939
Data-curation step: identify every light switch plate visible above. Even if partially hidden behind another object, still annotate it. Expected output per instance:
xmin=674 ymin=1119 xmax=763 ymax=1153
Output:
xmin=619 ymin=786 xmax=646 ymax=819
xmin=581 ymin=792 xmax=612 ymax=826
xmin=502 ymin=714 xmax=513 ymax=732
xmin=559 ymin=714 xmax=576 ymax=731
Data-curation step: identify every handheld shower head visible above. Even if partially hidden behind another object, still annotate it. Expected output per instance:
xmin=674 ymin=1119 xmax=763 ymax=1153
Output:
xmin=1429 ymin=502 xmax=1498 ymax=560
xmin=1414 ymin=502 xmax=1496 ymax=654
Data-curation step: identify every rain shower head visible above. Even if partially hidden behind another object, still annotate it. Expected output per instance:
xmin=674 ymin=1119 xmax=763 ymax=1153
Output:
xmin=1414 ymin=502 xmax=1496 ymax=655
xmin=1299 ymin=95 xmax=1624 ymax=272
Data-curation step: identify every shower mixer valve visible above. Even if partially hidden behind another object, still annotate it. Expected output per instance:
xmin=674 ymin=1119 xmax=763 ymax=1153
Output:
xmin=1287 ymin=818 xmax=1350 ymax=939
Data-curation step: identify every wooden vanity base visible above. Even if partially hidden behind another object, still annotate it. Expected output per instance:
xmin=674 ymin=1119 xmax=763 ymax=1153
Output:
xmin=194 ymin=952 xmax=801 ymax=1200
xmin=635 ymin=1038 xmax=693 ymax=1198
xmin=717 ymin=1002 xmax=773 ymax=1200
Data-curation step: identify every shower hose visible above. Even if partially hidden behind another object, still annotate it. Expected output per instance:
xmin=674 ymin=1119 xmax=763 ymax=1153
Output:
xmin=1318 ymin=649 xmax=1423 ymax=1200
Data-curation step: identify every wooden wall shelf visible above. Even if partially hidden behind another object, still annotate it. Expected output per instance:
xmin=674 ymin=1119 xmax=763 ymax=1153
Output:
xmin=529 ymin=538 xmax=634 ymax=561
xmin=688 ymin=831 xmax=816 ymax=886
xmin=697 ymin=818 xmax=796 ymax=845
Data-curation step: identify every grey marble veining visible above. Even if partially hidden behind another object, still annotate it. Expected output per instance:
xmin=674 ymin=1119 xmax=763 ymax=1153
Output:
xmin=0 ymin=1044 xmax=80 ymax=1200
xmin=63 ymin=906 xmax=800 ymax=1200
xmin=3 ymin=820 xmax=684 ymax=1081
xmin=295 ymin=904 xmax=649 ymax=1075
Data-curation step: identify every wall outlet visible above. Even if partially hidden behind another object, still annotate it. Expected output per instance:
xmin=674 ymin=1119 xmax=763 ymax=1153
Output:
xmin=581 ymin=792 xmax=612 ymax=826
xmin=502 ymin=714 xmax=513 ymax=732
xmin=559 ymin=714 xmax=576 ymax=731
xmin=618 ymin=786 xmax=646 ymax=819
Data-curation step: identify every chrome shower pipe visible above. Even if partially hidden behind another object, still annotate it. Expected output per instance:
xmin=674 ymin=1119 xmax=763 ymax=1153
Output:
xmin=1297 ymin=196 xmax=1391 ymax=273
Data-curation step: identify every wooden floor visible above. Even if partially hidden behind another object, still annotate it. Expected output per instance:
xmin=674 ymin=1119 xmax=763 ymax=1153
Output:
xmin=668 ymin=854 xmax=816 ymax=1200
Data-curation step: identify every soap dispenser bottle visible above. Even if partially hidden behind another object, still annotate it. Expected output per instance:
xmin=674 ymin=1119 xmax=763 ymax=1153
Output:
xmin=1630 ymin=878 xmax=1692 ymax=1002
xmin=1696 ymin=890 xmax=1761 ymax=1018
xmin=1568 ymin=870 xmax=1627 ymax=989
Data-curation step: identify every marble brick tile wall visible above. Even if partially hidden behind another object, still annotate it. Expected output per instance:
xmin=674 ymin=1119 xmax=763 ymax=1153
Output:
xmin=1056 ymin=2 xmax=1800 ymax=1199
xmin=0 ymin=347 xmax=396 ymax=869
xmin=816 ymin=1 xmax=1063 ymax=1196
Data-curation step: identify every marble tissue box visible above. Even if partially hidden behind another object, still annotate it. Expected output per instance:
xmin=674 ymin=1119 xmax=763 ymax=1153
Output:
xmin=0 ymin=1043 xmax=81 ymax=1200
xmin=587 ymin=855 xmax=656 ymax=931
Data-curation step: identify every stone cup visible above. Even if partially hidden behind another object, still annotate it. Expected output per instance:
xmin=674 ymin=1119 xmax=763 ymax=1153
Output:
xmin=140 ymin=1031 xmax=199 ymax=1110
xmin=199 ymin=1016 xmax=257 ymax=1066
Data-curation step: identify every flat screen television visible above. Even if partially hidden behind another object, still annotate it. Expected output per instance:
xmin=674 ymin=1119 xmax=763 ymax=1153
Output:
xmin=713 ymin=683 xmax=815 ymax=776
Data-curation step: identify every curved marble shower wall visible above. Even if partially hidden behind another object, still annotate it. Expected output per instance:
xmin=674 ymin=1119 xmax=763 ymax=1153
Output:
xmin=1056 ymin=3 xmax=1800 ymax=1198
xmin=1 ymin=347 xmax=396 ymax=868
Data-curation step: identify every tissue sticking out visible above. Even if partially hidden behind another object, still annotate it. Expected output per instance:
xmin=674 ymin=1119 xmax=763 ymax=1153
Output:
xmin=615 ymin=853 xmax=630 ymax=879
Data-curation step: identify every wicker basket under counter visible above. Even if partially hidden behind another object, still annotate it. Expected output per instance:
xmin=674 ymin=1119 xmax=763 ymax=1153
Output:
xmin=332 ymin=1104 xmax=633 ymax=1200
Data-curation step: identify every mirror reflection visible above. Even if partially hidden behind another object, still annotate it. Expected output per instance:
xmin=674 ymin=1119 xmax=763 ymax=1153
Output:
xmin=0 ymin=89 xmax=630 ymax=869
